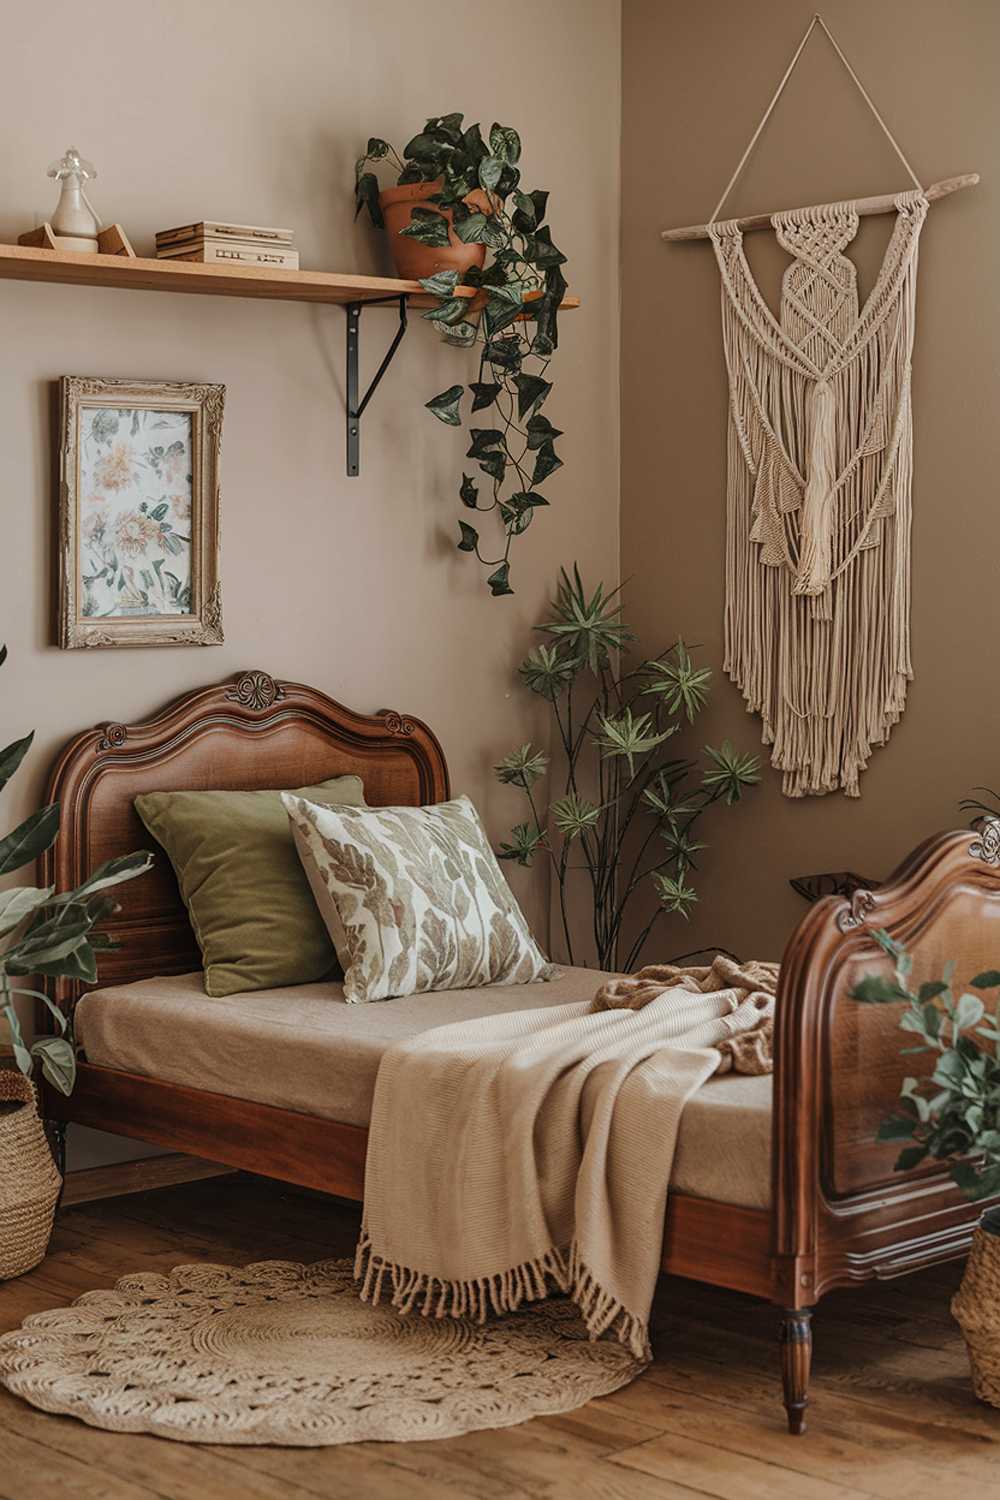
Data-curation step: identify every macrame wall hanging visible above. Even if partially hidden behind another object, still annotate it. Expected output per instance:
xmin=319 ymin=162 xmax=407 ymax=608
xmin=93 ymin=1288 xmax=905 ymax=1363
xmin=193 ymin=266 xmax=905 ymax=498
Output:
xmin=663 ymin=15 xmax=978 ymax=797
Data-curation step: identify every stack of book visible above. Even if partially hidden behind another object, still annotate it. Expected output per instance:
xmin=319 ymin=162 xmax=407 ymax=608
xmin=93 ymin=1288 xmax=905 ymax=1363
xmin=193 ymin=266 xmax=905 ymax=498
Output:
xmin=155 ymin=221 xmax=298 ymax=269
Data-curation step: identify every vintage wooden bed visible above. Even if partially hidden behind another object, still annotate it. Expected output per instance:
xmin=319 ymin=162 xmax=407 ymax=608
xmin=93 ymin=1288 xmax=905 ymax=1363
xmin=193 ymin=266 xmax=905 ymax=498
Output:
xmin=38 ymin=669 xmax=1000 ymax=1436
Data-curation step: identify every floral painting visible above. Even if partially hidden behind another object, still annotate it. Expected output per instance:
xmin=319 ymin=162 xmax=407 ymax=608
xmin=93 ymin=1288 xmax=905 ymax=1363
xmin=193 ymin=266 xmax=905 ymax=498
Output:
xmin=79 ymin=406 xmax=194 ymax=618
xmin=59 ymin=377 xmax=224 ymax=649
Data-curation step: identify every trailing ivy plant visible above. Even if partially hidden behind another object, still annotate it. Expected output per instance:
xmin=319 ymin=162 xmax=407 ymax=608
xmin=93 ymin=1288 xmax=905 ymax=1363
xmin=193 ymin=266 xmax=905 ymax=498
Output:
xmin=852 ymin=927 xmax=1000 ymax=1200
xmin=493 ymin=568 xmax=761 ymax=970
xmin=0 ymin=645 xmax=152 ymax=1096
xmin=355 ymin=114 xmax=567 ymax=597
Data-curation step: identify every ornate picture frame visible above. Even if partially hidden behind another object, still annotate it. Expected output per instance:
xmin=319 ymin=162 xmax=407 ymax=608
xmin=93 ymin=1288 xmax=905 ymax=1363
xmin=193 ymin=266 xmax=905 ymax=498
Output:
xmin=57 ymin=375 xmax=224 ymax=648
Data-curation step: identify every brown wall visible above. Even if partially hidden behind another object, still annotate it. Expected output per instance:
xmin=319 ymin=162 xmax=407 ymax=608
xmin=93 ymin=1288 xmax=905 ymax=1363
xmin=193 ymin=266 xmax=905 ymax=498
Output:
xmin=1 ymin=0 xmax=620 ymax=1164
xmin=622 ymin=0 xmax=999 ymax=961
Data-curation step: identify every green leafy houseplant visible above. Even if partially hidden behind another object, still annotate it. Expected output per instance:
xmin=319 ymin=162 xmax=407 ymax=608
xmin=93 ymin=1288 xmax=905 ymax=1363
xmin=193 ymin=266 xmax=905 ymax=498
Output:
xmin=0 ymin=645 xmax=152 ymax=1096
xmin=355 ymin=114 xmax=567 ymax=597
xmin=852 ymin=928 xmax=1000 ymax=1200
xmin=494 ymin=568 xmax=761 ymax=970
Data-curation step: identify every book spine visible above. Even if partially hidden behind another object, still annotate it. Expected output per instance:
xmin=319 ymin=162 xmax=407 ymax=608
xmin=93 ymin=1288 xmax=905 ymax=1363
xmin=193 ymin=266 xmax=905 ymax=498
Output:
xmin=159 ymin=244 xmax=300 ymax=268
xmin=155 ymin=223 xmax=200 ymax=248
xmin=159 ymin=236 xmax=296 ymax=254
xmin=156 ymin=222 xmax=295 ymax=248
xmin=202 ymin=223 xmax=294 ymax=243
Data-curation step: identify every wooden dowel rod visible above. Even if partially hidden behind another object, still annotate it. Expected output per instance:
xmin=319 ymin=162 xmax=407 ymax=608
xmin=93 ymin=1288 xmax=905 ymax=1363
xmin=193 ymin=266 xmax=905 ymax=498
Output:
xmin=661 ymin=173 xmax=979 ymax=242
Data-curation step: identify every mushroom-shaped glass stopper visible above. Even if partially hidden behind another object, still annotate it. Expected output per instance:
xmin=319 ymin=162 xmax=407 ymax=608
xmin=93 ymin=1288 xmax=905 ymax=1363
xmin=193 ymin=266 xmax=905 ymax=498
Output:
xmin=47 ymin=147 xmax=97 ymax=182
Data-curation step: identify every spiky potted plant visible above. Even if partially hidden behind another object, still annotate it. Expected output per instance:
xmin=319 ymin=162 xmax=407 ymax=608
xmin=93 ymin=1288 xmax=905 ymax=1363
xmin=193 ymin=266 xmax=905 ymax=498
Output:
xmin=493 ymin=568 xmax=761 ymax=970
xmin=356 ymin=114 xmax=567 ymax=596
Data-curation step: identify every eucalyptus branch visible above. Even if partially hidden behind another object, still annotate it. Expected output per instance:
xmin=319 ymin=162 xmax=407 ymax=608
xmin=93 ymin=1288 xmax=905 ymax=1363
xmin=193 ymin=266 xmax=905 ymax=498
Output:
xmin=853 ymin=933 xmax=1000 ymax=1202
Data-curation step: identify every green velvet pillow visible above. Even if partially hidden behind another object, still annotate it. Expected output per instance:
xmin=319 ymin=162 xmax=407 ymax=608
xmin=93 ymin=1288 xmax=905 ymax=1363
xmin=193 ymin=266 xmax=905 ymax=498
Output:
xmin=135 ymin=777 xmax=366 ymax=997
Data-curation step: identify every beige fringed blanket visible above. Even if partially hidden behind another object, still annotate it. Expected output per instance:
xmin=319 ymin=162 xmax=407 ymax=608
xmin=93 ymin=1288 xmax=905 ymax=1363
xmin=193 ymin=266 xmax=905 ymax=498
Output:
xmin=356 ymin=958 xmax=778 ymax=1360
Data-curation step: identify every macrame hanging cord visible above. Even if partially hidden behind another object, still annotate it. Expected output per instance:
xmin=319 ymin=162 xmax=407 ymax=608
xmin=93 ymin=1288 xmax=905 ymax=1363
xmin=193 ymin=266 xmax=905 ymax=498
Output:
xmin=706 ymin=14 xmax=929 ymax=797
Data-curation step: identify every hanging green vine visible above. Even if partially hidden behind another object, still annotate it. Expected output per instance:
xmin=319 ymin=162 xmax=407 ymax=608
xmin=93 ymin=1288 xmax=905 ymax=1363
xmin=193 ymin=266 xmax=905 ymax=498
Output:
xmin=355 ymin=114 xmax=567 ymax=597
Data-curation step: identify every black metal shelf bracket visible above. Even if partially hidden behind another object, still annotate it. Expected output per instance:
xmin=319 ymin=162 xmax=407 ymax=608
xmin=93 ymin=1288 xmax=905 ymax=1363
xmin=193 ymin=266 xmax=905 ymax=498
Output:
xmin=345 ymin=294 xmax=409 ymax=476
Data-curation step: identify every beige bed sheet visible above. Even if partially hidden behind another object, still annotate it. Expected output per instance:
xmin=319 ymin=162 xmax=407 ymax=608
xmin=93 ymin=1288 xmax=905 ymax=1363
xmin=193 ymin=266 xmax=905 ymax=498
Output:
xmin=76 ymin=966 xmax=773 ymax=1209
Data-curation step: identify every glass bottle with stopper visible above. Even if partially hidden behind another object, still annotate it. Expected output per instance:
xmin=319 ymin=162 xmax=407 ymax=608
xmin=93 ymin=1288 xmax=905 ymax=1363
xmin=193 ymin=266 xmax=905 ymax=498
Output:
xmin=47 ymin=148 xmax=101 ymax=251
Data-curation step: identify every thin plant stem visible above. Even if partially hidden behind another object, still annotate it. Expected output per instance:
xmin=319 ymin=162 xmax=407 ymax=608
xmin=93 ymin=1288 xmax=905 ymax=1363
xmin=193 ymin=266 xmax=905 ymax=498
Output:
xmin=524 ymin=782 xmax=575 ymax=965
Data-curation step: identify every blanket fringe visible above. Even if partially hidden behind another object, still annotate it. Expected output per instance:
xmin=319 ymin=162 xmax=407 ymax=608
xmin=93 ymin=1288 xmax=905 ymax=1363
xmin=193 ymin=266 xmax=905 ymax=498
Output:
xmin=567 ymin=1243 xmax=651 ymax=1362
xmin=355 ymin=1228 xmax=651 ymax=1363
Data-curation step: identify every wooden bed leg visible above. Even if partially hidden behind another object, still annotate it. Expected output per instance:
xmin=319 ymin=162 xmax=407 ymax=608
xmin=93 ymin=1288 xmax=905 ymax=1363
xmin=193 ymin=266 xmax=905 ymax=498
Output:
xmin=779 ymin=1307 xmax=812 ymax=1435
xmin=45 ymin=1119 xmax=68 ymax=1207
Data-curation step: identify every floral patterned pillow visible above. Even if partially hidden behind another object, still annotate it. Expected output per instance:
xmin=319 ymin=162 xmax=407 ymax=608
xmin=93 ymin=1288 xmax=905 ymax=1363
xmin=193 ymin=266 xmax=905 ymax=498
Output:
xmin=282 ymin=793 xmax=554 ymax=1003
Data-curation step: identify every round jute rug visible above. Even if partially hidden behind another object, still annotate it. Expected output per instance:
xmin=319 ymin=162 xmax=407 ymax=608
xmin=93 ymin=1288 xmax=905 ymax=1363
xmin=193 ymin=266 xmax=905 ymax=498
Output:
xmin=0 ymin=1258 xmax=645 ymax=1445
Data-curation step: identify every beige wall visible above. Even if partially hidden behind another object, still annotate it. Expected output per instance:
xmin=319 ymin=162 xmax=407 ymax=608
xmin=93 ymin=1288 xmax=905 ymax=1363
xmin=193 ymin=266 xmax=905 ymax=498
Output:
xmin=622 ymin=0 xmax=999 ymax=961
xmin=1 ymin=0 xmax=621 ymax=1165
xmin=9 ymin=0 xmax=995 ymax=1168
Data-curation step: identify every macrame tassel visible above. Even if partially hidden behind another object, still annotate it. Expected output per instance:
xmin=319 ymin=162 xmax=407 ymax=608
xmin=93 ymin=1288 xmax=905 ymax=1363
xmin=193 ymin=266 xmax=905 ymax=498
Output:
xmin=793 ymin=378 xmax=837 ymax=596
xmin=709 ymin=192 xmax=928 ymax=797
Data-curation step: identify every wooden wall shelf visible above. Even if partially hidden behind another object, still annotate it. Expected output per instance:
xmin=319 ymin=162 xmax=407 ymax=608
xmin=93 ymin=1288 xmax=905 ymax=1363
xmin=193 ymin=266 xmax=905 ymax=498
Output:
xmin=0 ymin=241 xmax=580 ymax=311
xmin=0 ymin=241 xmax=578 ymax=475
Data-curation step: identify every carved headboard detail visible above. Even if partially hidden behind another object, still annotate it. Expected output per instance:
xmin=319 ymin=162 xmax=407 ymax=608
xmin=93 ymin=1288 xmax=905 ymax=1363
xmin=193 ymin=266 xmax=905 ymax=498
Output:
xmin=40 ymin=671 xmax=449 ymax=1004
xmin=773 ymin=822 xmax=1000 ymax=1296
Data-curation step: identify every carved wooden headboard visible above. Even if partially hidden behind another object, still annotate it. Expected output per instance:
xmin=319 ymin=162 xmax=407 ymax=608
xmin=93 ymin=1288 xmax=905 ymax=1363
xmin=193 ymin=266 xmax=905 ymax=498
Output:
xmin=40 ymin=670 xmax=449 ymax=1004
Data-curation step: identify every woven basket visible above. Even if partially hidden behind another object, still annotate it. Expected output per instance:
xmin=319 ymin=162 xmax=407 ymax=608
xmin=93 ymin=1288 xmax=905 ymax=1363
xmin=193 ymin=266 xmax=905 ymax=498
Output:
xmin=952 ymin=1206 xmax=1000 ymax=1408
xmin=0 ymin=1069 xmax=61 ymax=1279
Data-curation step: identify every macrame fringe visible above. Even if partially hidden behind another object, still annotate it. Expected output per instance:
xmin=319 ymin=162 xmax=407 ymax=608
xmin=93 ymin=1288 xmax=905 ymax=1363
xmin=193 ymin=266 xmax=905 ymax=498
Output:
xmin=710 ymin=191 xmax=927 ymax=796
xmin=355 ymin=1228 xmax=651 ymax=1363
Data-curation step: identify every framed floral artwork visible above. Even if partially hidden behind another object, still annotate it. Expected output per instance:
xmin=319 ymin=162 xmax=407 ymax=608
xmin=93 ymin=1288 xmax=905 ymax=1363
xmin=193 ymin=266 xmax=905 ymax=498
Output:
xmin=57 ymin=376 xmax=224 ymax=648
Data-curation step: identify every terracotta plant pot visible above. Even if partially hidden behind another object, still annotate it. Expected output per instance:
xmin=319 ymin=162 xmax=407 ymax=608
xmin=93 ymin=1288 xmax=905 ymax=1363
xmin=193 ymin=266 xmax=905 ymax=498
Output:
xmin=379 ymin=180 xmax=488 ymax=283
xmin=952 ymin=1205 xmax=1000 ymax=1408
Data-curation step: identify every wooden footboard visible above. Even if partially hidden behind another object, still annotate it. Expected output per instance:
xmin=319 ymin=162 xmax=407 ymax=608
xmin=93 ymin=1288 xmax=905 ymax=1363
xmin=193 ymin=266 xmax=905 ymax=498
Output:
xmin=773 ymin=824 xmax=1000 ymax=1309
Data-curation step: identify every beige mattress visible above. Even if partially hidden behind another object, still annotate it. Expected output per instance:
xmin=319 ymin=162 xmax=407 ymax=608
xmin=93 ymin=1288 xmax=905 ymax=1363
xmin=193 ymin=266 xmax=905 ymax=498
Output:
xmin=76 ymin=965 xmax=772 ymax=1209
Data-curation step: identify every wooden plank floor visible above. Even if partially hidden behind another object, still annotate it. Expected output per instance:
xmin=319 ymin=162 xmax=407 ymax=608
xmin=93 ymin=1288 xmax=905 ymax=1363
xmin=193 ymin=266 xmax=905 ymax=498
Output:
xmin=1 ymin=1173 xmax=998 ymax=1499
